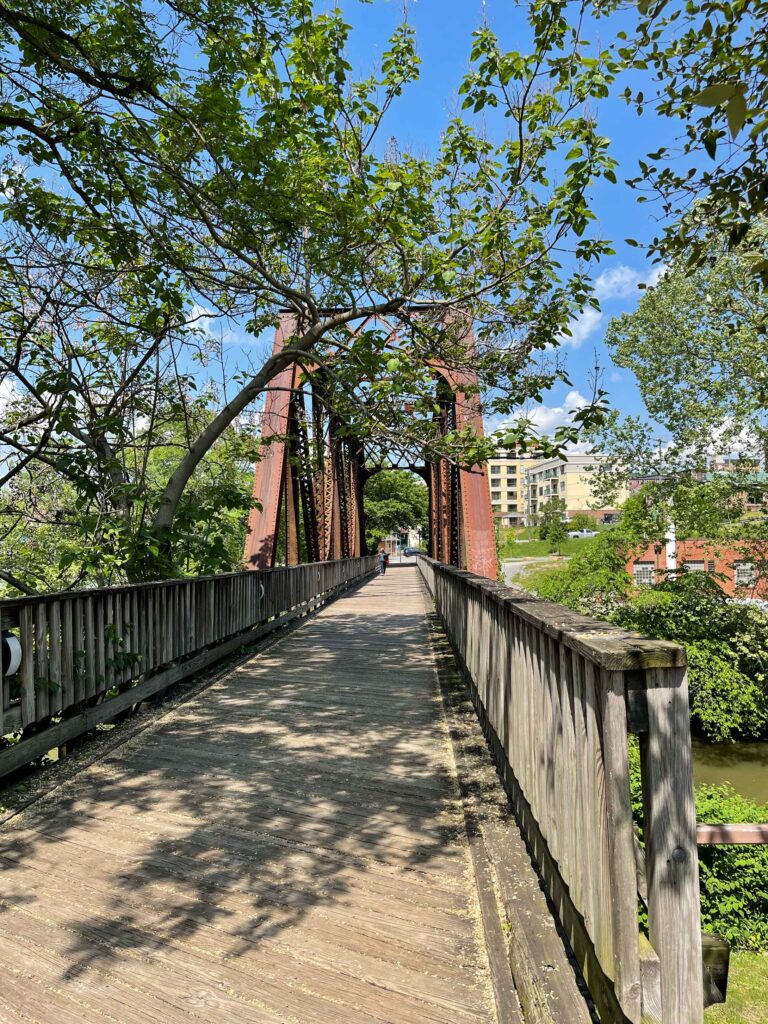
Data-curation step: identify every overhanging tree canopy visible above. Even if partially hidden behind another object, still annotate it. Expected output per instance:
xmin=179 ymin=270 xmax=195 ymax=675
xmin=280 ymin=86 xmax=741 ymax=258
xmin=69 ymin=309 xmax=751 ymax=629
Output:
xmin=0 ymin=0 xmax=617 ymax=582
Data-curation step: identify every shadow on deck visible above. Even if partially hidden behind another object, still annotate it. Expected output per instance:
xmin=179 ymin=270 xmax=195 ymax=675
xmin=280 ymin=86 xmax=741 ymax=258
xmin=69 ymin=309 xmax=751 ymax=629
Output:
xmin=0 ymin=569 xmax=505 ymax=1024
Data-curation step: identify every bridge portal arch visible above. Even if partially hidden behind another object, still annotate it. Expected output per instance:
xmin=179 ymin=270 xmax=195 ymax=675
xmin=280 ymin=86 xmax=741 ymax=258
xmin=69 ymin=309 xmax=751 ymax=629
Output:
xmin=243 ymin=311 xmax=498 ymax=579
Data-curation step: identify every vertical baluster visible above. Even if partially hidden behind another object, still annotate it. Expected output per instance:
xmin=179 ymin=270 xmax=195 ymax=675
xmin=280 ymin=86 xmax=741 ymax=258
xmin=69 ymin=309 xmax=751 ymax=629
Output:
xmin=148 ymin=589 xmax=156 ymax=668
xmin=184 ymin=582 xmax=193 ymax=654
xmin=113 ymin=591 xmax=123 ymax=685
xmin=20 ymin=606 xmax=35 ymax=727
xmin=130 ymin=590 xmax=140 ymax=680
xmin=60 ymin=599 xmax=74 ymax=714
xmin=640 ymin=666 xmax=703 ymax=1024
xmin=48 ymin=601 xmax=62 ymax=716
xmin=34 ymin=603 xmax=50 ymax=720
xmin=599 ymin=667 xmax=642 ymax=1018
xmin=94 ymin=595 xmax=106 ymax=695
xmin=105 ymin=593 xmax=115 ymax=690
xmin=72 ymin=598 xmax=85 ymax=704
xmin=84 ymin=596 xmax=97 ymax=699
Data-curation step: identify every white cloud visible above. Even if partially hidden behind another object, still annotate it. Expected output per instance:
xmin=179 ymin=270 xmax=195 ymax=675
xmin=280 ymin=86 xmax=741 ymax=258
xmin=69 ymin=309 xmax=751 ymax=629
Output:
xmin=492 ymin=389 xmax=590 ymax=436
xmin=187 ymin=304 xmax=259 ymax=347
xmin=188 ymin=303 xmax=219 ymax=338
xmin=645 ymin=263 xmax=669 ymax=288
xmin=526 ymin=389 xmax=589 ymax=431
xmin=594 ymin=262 xmax=669 ymax=301
xmin=558 ymin=306 xmax=603 ymax=348
xmin=609 ymin=370 xmax=623 ymax=383
xmin=595 ymin=265 xmax=643 ymax=300
xmin=0 ymin=377 xmax=20 ymax=416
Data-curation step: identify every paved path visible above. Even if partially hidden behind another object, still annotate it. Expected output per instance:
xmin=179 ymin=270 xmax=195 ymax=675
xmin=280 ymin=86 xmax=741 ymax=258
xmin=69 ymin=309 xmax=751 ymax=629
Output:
xmin=0 ymin=567 xmax=498 ymax=1024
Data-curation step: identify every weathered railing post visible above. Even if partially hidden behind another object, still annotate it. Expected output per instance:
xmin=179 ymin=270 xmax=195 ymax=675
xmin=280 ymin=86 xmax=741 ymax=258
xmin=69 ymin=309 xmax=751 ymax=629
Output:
xmin=639 ymin=666 xmax=703 ymax=1024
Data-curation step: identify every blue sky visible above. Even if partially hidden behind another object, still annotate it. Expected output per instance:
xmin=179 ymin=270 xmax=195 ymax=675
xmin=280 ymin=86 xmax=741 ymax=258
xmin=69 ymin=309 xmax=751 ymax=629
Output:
xmin=336 ymin=0 xmax=679 ymax=437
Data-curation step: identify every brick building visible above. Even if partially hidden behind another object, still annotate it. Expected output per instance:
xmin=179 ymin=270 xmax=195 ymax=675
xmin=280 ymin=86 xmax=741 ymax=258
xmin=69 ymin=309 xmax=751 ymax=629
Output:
xmin=626 ymin=539 xmax=768 ymax=599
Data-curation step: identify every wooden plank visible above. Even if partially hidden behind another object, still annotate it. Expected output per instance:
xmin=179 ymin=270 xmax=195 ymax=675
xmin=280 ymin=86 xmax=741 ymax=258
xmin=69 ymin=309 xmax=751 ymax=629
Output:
xmin=104 ymin=592 xmax=115 ymax=689
xmin=641 ymin=666 xmax=703 ymax=1024
xmin=48 ymin=601 xmax=62 ymax=716
xmin=60 ymin=599 xmax=74 ymax=712
xmin=72 ymin=598 xmax=85 ymax=704
xmin=19 ymin=606 xmax=35 ymax=727
xmin=696 ymin=823 xmax=768 ymax=844
xmin=83 ymin=596 xmax=96 ymax=699
xmin=130 ymin=590 xmax=140 ymax=680
xmin=34 ymin=602 xmax=49 ymax=720
xmin=599 ymin=668 xmax=642 ymax=1020
xmin=94 ymin=595 xmax=106 ymax=694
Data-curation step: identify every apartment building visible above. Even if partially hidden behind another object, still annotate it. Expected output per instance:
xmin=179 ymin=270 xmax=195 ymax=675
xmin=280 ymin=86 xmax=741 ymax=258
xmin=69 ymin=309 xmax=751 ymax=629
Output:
xmin=524 ymin=454 xmax=626 ymax=524
xmin=487 ymin=452 xmax=543 ymax=527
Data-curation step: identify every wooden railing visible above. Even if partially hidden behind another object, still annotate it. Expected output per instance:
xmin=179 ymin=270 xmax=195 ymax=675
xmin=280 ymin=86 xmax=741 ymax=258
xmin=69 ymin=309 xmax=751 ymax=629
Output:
xmin=418 ymin=556 xmax=703 ymax=1024
xmin=0 ymin=557 xmax=377 ymax=779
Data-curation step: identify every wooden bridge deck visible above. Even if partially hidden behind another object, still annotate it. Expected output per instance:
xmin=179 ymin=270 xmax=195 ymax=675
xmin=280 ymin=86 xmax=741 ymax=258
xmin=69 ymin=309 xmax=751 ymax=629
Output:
xmin=0 ymin=567 xmax=502 ymax=1024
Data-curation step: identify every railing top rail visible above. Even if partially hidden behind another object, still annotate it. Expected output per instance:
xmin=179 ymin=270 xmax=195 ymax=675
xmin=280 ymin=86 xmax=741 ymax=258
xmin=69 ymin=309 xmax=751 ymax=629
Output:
xmin=0 ymin=556 xmax=367 ymax=612
xmin=419 ymin=555 xmax=685 ymax=671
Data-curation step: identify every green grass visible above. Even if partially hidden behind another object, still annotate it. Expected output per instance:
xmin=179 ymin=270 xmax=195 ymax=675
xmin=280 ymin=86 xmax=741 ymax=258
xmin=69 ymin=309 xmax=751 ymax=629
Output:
xmin=498 ymin=536 xmax=595 ymax=559
xmin=705 ymin=953 xmax=768 ymax=1024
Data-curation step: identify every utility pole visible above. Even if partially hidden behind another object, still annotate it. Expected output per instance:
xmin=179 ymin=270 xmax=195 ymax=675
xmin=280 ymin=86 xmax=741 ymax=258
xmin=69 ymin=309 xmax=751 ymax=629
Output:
xmin=665 ymin=518 xmax=677 ymax=578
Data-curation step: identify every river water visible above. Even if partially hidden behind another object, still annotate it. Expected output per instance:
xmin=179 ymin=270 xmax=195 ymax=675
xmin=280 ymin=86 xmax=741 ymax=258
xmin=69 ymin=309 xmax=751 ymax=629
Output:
xmin=691 ymin=739 xmax=768 ymax=805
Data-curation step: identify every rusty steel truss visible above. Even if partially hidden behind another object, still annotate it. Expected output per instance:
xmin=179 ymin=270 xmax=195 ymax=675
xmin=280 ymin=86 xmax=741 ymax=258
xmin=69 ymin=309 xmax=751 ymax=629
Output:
xmin=243 ymin=311 xmax=498 ymax=579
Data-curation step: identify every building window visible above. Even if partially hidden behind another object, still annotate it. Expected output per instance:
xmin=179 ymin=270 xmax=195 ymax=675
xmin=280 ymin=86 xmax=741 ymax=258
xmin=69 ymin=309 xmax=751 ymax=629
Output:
xmin=707 ymin=560 xmax=716 ymax=573
xmin=491 ymin=466 xmax=501 ymax=475
xmin=491 ymin=491 xmax=501 ymax=501
xmin=682 ymin=560 xmax=705 ymax=573
xmin=491 ymin=503 xmax=501 ymax=510
xmin=633 ymin=561 xmax=655 ymax=586
xmin=734 ymin=562 xmax=756 ymax=587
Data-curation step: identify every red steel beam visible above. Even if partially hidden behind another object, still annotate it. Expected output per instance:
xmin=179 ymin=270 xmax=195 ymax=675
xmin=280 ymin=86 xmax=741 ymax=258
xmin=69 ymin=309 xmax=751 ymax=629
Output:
xmin=243 ymin=313 xmax=300 ymax=570
xmin=444 ymin=315 xmax=499 ymax=581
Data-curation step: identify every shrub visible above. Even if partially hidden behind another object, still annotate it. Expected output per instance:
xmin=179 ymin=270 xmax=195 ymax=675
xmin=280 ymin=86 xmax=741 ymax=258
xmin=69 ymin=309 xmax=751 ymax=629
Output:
xmin=629 ymin=741 xmax=768 ymax=951
xmin=568 ymin=511 xmax=598 ymax=531
xmin=524 ymin=529 xmax=632 ymax=617
xmin=616 ymin=573 xmax=768 ymax=741
xmin=695 ymin=785 xmax=768 ymax=951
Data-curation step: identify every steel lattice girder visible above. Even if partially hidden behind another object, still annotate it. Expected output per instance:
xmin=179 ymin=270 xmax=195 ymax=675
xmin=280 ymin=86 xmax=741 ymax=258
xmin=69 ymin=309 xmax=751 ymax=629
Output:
xmin=244 ymin=311 xmax=498 ymax=580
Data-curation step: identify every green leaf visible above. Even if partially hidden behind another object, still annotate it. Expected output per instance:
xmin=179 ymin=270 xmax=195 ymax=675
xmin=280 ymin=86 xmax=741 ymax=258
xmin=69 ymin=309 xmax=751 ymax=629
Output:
xmin=726 ymin=92 xmax=748 ymax=139
xmin=691 ymin=83 xmax=739 ymax=108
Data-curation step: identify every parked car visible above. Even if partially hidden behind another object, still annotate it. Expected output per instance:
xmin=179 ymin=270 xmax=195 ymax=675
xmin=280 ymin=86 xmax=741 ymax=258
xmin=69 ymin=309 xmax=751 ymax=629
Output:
xmin=566 ymin=528 xmax=598 ymax=539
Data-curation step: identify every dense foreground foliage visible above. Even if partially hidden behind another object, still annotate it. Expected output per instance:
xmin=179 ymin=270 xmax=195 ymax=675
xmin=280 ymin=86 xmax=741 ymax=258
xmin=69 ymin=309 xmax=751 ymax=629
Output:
xmin=630 ymin=741 xmax=768 ymax=951
xmin=526 ymin=533 xmax=768 ymax=742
